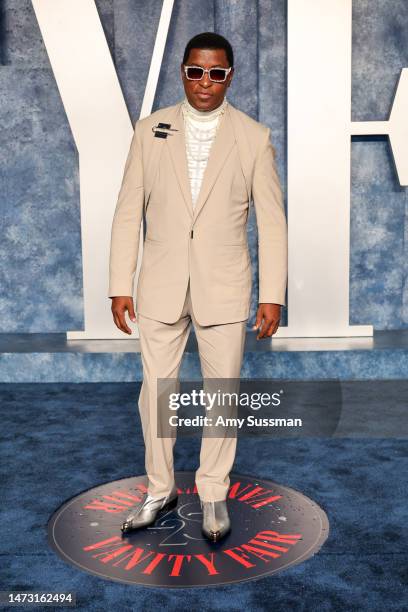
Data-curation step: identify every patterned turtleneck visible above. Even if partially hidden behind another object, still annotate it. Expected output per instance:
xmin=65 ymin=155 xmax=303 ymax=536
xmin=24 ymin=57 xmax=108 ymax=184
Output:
xmin=181 ymin=95 xmax=228 ymax=209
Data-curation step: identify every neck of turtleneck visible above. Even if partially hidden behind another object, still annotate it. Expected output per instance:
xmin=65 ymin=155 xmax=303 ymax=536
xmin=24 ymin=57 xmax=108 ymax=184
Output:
xmin=182 ymin=95 xmax=228 ymax=121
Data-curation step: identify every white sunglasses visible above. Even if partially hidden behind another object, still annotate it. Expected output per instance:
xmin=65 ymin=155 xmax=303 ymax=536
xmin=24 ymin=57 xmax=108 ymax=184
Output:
xmin=183 ymin=65 xmax=232 ymax=83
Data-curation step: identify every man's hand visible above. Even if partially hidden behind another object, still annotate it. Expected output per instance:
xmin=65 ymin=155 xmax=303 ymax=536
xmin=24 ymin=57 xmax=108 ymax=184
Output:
xmin=252 ymin=303 xmax=281 ymax=339
xmin=111 ymin=296 xmax=137 ymax=335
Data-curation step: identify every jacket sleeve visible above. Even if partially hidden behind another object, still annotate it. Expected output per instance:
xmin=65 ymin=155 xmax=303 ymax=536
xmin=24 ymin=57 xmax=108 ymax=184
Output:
xmin=108 ymin=119 xmax=144 ymax=298
xmin=251 ymin=126 xmax=288 ymax=306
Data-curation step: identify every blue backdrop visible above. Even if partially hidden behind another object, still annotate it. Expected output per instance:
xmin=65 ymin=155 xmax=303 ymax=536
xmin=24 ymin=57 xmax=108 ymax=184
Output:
xmin=0 ymin=0 xmax=407 ymax=333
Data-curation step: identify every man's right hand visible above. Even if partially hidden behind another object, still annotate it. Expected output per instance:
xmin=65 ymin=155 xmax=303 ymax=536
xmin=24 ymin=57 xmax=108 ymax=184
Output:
xmin=111 ymin=297 xmax=137 ymax=335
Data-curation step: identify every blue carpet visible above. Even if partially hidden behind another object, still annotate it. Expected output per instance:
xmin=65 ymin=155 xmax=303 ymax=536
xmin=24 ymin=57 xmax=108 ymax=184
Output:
xmin=0 ymin=383 xmax=406 ymax=611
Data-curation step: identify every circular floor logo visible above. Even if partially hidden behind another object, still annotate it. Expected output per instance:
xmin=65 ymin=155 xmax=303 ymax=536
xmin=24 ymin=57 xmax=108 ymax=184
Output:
xmin=47 ymin=472 xmax=329 ymax=588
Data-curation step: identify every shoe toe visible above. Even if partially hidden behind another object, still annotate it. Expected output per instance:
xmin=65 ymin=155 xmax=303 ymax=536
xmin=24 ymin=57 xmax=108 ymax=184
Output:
xmin=210 ymin=529 xmax=221 ymax=542
xmin=121 ymin=520 xmax=132 ymax=533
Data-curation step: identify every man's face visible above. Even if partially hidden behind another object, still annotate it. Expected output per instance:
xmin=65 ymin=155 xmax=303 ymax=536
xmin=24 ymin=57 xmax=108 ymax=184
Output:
xmin=180 ymin=47 xmax=234 ymax=112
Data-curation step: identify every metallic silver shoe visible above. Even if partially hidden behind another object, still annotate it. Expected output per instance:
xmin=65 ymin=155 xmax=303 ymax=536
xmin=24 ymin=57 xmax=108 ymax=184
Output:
xmin=121 ymin=485 xmax=178 ymax=533
xmin=200 ymin=499 xmax=231 ymax=542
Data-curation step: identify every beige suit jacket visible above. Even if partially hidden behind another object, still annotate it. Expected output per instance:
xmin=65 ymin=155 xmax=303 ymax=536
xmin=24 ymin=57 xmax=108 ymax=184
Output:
xmin=108 ymin=98 xmax=288 ymax=326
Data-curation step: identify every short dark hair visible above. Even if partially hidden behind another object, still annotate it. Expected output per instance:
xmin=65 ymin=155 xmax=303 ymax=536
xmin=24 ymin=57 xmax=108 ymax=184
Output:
xmin=183 ymin=32 xmax=234 ymax=68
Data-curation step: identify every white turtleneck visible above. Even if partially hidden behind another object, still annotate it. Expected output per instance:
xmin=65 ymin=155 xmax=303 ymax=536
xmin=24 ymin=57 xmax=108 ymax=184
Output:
xmin=181 ymin=96 xmax=228 ymax=209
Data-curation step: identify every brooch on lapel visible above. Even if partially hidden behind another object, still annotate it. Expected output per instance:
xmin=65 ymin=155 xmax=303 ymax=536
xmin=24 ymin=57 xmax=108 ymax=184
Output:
xmin=152 ymin=123 xmax=179 ymax=139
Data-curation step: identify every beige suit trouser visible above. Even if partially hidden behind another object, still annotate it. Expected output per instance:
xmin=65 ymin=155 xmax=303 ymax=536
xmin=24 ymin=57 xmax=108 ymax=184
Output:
xmin=137 ymin=279 xmax=247 ymax=502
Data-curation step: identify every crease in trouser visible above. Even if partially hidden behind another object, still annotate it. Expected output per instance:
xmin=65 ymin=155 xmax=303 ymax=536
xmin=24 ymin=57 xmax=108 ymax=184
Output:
xmin=138 ymin=293 xmax=191 ymax=498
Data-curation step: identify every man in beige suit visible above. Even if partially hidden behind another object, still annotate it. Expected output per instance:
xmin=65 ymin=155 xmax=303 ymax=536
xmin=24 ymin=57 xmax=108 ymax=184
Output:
xmin=108 ymin=32 xmax=287 ymax=542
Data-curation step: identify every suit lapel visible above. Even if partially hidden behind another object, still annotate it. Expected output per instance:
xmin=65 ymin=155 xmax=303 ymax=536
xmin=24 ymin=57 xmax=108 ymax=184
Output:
xmin=165 ymin=102 xmax=193 ymax=219
xmin=165 ymin=100 xmax=236 ymax=221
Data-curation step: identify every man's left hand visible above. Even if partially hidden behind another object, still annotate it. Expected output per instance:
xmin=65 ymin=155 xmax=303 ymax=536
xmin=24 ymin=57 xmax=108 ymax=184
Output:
xmin=252 ymin=303 xmax=281 ymax=339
